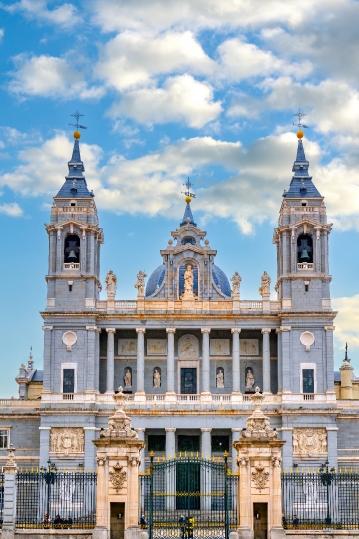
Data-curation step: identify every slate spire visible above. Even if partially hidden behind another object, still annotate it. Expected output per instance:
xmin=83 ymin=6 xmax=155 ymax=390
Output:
xmin=180 ymin=202 xmax=197 ymax=227
xmin=67 ymin=139 xmax=85 ymax=178
xmin=283 ymin=136 xmax=321 ymax=198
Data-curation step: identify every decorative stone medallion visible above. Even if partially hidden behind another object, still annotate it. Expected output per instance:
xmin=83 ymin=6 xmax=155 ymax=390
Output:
xmin=50 ymin=428 xmax=84 ymax=455
xmin=300 ymin=331 xmax=315 ymax=352
xmin=62 ymin=331 xmax=77 ymax=352
xmin=109 ymin=462 xmax=127 ymax=491
xmin=178 ymin=335 xmax=199 ymax=358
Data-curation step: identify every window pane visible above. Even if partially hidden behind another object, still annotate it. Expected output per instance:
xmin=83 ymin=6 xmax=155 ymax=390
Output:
xmin=0 ymin=430 xmax=8 ymax=448
xmin=63 ymin=369 xmax=75 ymax=393
xmin=148 ymin=435 xmax=166 ymax=452
xmin=212 ymin=435 xmax=229 ymax=452
xmin=303 ymin=369 xmax=314 ymax=393
xmin=178 ymin=435 xmax=200 ymax=452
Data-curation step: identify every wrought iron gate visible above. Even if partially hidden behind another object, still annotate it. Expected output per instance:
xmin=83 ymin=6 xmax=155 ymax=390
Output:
xmin=140 ymin=455 xmax=238 ymax=539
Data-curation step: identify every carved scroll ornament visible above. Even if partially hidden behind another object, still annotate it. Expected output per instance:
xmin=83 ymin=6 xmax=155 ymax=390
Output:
xmin=251 ymin=464 xmax=269 ymax=491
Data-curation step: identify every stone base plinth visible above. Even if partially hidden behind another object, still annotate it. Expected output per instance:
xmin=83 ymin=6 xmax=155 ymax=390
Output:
xmin=92 ymin=526 xmax=108 ymax=539
xmin=270 ymin=527 xmax=286 ymax=539
xmin=237 ymin=527 xmax=254 ymax=539
xmin=125 ymin=526 xmax=148 ymax=539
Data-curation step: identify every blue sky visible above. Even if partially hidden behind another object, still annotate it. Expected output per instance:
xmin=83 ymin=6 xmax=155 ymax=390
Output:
xmin=0 ymin=0 xmax=359 ymax=397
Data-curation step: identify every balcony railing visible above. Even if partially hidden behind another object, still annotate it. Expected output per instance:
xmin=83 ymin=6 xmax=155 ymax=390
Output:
xmin=64 ymin=263 xmax=80 ymax=270
xmin=297 ymin=262 xmax=314 ymax=270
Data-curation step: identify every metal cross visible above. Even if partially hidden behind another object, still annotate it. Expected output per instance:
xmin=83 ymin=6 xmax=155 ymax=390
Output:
xmin=293 ymin=108 xmax=309 ymax=130
xmin=69 ymin=109 xmax=87 ymax=130
xmin=181 ymin=177 xmax=196 ymax=198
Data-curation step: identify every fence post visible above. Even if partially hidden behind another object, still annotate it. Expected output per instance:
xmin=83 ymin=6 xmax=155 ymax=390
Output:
xmin=2 ymin=445 xmax=17 ymax=539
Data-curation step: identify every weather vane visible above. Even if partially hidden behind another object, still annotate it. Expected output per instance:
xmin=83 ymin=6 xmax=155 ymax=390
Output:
xmin=293 ymin=108 xmax=309 ymax=130
xmin=69 ymin=110 xmax=87 ymax=131
xmin=181 ymin=178 xmax=196 ymax=199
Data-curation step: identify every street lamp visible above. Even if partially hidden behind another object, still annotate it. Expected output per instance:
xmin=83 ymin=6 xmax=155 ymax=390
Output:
xmin=40 ymin=459 xmax=57 ymax=518
xmin=319 ymin=461 xmax=335 ymax=525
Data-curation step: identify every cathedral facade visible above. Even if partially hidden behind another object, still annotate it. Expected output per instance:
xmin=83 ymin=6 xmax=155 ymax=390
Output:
xmin=1 ymin=132 xmax=358 ymax=473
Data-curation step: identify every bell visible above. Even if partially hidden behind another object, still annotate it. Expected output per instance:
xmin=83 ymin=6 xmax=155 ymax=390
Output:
xmin=299 ymin=249 xmax=310 ymax=263
xmin=68 ymin=249 xmax=77 ymax=260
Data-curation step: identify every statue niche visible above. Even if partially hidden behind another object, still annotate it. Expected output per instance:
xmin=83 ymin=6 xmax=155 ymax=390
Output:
xmin=245 ymin=366 xmax=255 ymax=393
xmin=153 ymin=368 xmax=161 ymax=388
xmin=123 ymin=367 xmax=132 ymax=388
xmin=179 ymin=262 xmax=198 ymax=298
xmin=216 ymin=367 xmax=224 ymax=388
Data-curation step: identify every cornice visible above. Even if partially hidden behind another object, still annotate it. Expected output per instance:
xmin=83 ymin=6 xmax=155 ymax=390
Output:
xmin=45 ymin=274 xmax=102 ymax=289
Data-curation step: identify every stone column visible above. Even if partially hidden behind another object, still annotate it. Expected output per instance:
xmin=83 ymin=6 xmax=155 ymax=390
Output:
xmin=135 ymin=428 xmax=146 ymax=473
xmin=201 ymin=328 xmax=211 ymax=398
xmin=261 ymin=329 xmax=271 ymax=393
xmin=93 ymin=455 xmax=108 ymax=539
xmin=106 ymin=328 xmax=116 ymax=393
xmin=39 ymin=426 xmax=51 ymax=467
xmin=231 ymin=428 xmax=242 ymax=472
xmin=135 ymin=328 xmax=146 ymax=401
xmin=275 ymin=329 xmax=282 ymax=393
xmin=165 ymin=428 xmax=176 ymax=458
xmin=238 ymin=455 xmax=252 ymax=537
xmin=42 ymin=326 xmax=53 ymax=394
xmin=281 ymin=428 xmax=293 ymax=470
xmin=271 ymin=453 xmax=284 ymax=533
xmin=2 ymin=446 xmax=17 ymax=539
xmin=327 ymin=427 xmax=338 ymax=469
xmin=325 ymin=326 xmax=335 ymax=393
xmin=166 ymin=328 xmax=176 ymax=401
xmin=86 ymin=326 xmax=98 ymax=393
xmin=231 ymin=328 xmax=241 ymax=394
xmin=201 ymin=428 xmax=212 ymax=511
xmin=84 ymin=427 xmax=98 ymax=469
xmin=166 ymin=428 xmax=176 ymax=511
xmin=280 ymin=326 xmax=291 ymax=395
xmin=340 ymin=356 xmax=354 ymax=399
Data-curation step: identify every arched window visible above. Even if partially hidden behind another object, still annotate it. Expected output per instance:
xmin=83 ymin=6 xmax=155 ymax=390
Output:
xmin=181 ymin=236 xmax=196 ymax=245
xmin=123 ymin=367 xmax=132 ymax=388
xmin=64 ymin=234 xmax=80 ymax=263
xmin=297 ymin=234 xmax=313 ymax=263
xmin=153 ymin=367 xmax=161 ymax=388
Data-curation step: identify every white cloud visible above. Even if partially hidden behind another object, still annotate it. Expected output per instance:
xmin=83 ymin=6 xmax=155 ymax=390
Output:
xmin=90 ymin=0 xmax=335 ymax=33
xmin=216 ymin=38 xmax=312 ymax=82
xmin=96 ymin=31 xmax=215 ymax=90
xmin=0 ymin=134 xmax=103 ymax=196
xmin=3 ymin=0 xmax=82 ymax=28
xmin=0 ymin=28 xmax=4 ymax=41
xmin=8 ymin=54 xmax=105 ymax=99
xmin=332 ymin=295 xmax=359 ymax=350
xmin=0 ymin=202 xmax=23 ymax=217
xmin=109 ymin=75 xmax=222 ymax=128
xmin=2 ymin=131 xmax=359 ymax=235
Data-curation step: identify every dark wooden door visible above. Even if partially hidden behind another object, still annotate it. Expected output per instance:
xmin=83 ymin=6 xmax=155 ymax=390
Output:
xmin=181 ymin=368 xmax=197 ymax=394
xmin=110 ymin=503 xmax=125 ymax=539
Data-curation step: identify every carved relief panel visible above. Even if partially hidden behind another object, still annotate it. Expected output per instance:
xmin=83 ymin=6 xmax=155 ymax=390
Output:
xmin=118 ymin=339 xmax=137 ymax=355
xmin=50 ymin=428 xmax=84 ymax=456
xmin=210 ymin=339 xmax=230 ymax=356
xmin=292 ymin=428 xmax=327 ymax=455
xmin=240 ymin=339 xmax=259 ymax=355
xmin=147 ymin=339 xmax=167 ymax=355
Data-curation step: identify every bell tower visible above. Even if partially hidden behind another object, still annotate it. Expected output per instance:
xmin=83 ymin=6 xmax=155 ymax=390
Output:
xmin=45 ymin=119 xmax=103 ymax=312
xmin=273 ymin=117 xmax=332 ymax=312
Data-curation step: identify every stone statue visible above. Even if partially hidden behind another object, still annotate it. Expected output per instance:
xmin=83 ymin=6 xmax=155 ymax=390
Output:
xmin=231 ymin=271 xmax=241 ymax=296
xmin=124 ymin=369 xmax=132 ymax=387
xmin=153 ymin=369 xmax=161 ymax=388
xmin=259 ymin=271 xmax=271 ymax=298
xmin=216 ymin=368 xmax=224 ymax=388
xmin=105 ymin=270 xmax=117 ymax=299
xmin=245 ymin=367 xmax=255 ymax=388
xmin=183 ymin=264 xmax=194 ymax=298
xmin=134 ymin=270 xmax=147 ymax=297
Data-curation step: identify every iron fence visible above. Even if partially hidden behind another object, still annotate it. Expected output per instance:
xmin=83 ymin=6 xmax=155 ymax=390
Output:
xmin=140 ymin=455 xmax=238 ymax=539
xmin=282 ymin=469 xmax=359 ymax=530
xmin=16 ymin=470 xmax=97 ymax=529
